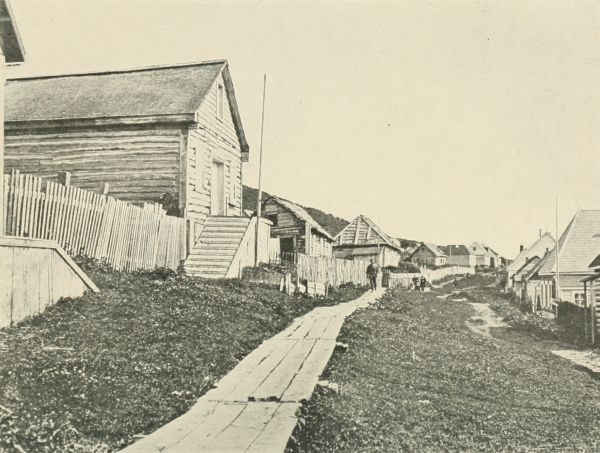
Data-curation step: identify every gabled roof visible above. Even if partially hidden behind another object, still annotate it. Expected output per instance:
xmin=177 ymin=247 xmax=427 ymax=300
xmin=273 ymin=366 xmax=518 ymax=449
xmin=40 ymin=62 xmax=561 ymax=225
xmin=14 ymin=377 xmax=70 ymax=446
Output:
xmin=5 ymin=60 xmax=249 ymax=153
xmin=512 ymin=256 xmax=541 ymax=283
xmin=441 ymin=244 xmax=471 ymax=256
xmin=506 ymin=232 xmax=555 ymax=273
xmin=265 ymin=196 xmax=333 ymax=241
xmin=334 ymin=215 xmax=401 ymax=251
xmin=422 ymin=242 xmax=447 ymax=257
xmin=0 ymin=0 xmax=25 ymax=63
xmin=538 ymin=210 xmax=600 ymax=276
xmin=470 ymin=242 xmax=499 ymax=258
xmin=589 ymin=254 xmax=600 ymax=270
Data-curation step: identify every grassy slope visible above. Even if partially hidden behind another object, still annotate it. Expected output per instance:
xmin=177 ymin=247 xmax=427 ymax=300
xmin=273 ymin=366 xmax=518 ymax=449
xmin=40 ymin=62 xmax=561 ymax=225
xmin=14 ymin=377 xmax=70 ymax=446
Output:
xmin=0 ymin=262 xmax=365 ymax=453
xmin=290 ymin=283 xmax=600 ymax=452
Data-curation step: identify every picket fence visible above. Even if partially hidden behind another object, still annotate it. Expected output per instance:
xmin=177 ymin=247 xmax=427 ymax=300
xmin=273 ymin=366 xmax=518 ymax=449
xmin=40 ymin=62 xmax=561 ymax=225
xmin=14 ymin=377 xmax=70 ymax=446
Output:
xmin=3 ymin=170 xmax=187 ymax=272
xmin=272 ymin=252 xmax=369 ymax=287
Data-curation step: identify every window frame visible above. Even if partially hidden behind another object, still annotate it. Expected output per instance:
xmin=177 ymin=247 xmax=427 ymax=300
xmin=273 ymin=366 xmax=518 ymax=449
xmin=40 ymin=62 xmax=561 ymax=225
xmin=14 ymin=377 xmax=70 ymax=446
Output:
xmin=216 ymin=82 xmax=225 ymax=120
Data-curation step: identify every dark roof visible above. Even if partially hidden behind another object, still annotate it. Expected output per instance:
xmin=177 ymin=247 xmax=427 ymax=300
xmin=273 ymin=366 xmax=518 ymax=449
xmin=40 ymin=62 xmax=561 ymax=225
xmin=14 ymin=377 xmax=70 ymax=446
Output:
xmin=589 ymin=254 xmax=600 ymax=269
xmin=441 ymin=245 xmax=471 ymax=256
xmin=266 ymin=196 xmax=334 ymax=241
xmin=5 ymin=60 xmax=249 ymax=152
xmin=0 ymin=0 xmax=25 ymax=63
xmin=512 ymin=256 xmax=541 ymax=282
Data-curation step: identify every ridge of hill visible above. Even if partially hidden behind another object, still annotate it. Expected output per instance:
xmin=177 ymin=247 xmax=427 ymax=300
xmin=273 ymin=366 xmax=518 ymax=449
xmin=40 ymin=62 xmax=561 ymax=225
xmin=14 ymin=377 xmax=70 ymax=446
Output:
xmin=242 ymin=185 xmax=349 ymax=237
xmin=242 ymin=186 xmax=418 ymax=250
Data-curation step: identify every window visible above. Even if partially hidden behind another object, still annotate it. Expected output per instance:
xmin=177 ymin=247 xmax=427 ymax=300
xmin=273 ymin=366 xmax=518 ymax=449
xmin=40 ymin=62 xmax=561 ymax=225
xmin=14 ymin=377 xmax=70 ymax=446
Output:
xmin=266 ymin=214 xmax=278 ymax=226
xmin=574 ymin=293 xmax=585 ymax=306
xmin=217 ymin=83 xmax=224 ymax=119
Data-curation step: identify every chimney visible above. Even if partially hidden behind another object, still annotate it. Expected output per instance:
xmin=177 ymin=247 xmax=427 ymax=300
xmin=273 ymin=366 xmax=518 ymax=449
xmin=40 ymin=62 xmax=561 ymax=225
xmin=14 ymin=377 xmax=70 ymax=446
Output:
xmin=539 ymin=228 xmax=542 ymax=238
xmin=520 ymin=245 xmax=524 ymax=252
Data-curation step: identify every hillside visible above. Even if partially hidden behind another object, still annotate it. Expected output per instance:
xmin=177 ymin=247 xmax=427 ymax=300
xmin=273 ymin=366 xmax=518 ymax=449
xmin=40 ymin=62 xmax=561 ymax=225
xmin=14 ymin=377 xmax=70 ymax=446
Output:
xmin=242 ymin=185 xmax=350 ymax=237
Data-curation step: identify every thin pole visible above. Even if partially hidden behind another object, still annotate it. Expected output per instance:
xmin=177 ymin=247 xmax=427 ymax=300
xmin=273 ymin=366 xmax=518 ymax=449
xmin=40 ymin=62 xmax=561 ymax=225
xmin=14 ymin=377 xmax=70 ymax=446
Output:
xmin=255 ymin=74 xmax=267 ymax=266
xmin=555 ymin=196 xmax=560 ymax=301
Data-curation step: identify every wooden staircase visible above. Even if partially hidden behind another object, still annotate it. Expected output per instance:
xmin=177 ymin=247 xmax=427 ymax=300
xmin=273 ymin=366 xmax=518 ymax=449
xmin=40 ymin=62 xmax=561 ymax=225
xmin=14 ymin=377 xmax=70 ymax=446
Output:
xmin=184 ymin=216 xmax=252 ymax=278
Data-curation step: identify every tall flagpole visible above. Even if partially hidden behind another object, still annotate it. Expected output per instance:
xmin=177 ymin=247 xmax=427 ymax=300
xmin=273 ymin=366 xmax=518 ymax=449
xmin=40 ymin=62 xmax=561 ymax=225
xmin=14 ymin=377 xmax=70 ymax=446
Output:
xmin=555 ymin=196 xmax=560 ymax=300
xmin=255 ymin=74 xmax=267 ymax=266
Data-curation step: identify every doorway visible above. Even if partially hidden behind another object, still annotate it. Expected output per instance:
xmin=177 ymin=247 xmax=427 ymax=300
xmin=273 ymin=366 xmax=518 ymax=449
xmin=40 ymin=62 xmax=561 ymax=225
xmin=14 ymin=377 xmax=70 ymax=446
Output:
xmin=210 ymin=160 xmax=225 ymax=216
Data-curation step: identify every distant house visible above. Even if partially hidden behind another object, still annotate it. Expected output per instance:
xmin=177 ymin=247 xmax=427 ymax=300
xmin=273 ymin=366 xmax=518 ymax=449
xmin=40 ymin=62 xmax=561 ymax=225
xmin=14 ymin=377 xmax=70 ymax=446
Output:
xmin=469 ymin=242 xmax=500 ymax=268
xmin=409 ymin=243 xmax=447 ymax=267
xmin=263 ymin=196 xmax=334 ymax=256
xmin=506 ymin=232 xmax=555 ymax=290
xmin=4 ymin=60 xmax=249 ymax=226
xmin=511 ymin=256 xmax=543 ymax=301
xmin=441 ymin=245 xmax=476 ymax=267
xmin=527 ymin=210 xmax=600 ymax=309
xmin=333 ymin=215 xmax=401 ymax=267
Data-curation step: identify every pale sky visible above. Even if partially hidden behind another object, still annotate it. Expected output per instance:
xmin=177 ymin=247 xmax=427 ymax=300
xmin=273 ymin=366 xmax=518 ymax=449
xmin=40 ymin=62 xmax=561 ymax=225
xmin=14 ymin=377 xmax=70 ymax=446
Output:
xmin=6 ymin=0 xmax=600 ymax=257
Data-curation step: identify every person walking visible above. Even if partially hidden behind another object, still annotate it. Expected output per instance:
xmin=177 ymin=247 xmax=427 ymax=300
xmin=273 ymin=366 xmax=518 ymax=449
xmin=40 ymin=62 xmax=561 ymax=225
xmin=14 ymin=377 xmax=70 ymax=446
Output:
xmin=413 ymin=276 xmax=420 ymax=291
xmin=366 ymin=259 xmax=380 ymax=291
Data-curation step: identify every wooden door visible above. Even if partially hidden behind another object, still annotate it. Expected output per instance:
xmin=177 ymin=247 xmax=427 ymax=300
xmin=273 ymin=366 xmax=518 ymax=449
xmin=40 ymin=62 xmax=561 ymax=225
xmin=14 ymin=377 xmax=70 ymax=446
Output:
xmin=211 ymin=160 xmax=225 ymax=216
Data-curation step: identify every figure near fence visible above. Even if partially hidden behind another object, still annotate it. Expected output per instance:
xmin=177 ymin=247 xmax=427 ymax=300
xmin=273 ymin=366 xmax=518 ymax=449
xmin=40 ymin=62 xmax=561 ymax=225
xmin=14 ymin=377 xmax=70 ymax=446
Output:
xmin=366 ymin=259 xmax=380 ymax=291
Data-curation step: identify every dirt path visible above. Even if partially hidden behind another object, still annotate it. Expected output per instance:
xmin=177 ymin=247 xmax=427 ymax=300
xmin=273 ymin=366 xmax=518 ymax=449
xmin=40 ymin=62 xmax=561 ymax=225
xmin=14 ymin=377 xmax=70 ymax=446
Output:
xmin=121 ymin=288 xmax=385 ymax=453
xmin=466 ymin=302 xmax=508 ymax=337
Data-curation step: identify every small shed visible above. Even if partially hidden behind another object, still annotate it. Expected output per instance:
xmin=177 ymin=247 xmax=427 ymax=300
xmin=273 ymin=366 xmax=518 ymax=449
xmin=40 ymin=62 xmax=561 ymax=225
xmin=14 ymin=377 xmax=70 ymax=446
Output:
xmin=333 ymin=215 xmax=401 ymax=267
xmin=409 ymin=242 xmax=447 ymax=266
xmin=263 ymin=196 xmax=334 ymax=256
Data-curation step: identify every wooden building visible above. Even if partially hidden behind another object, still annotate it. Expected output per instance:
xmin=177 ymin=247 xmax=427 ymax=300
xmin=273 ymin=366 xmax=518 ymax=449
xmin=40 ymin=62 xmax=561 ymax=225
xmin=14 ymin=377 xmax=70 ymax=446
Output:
xmin=1 ymin=0 xmax=99 ymax=329
xmin=440 ymin=244 xmax=476 ymax=267
xmin=506 ymin=232 xmax=555 ymax=290
xmin=263 ymin=196 xmax=334 ymax=256
xmin=529 ymin=210 xmax=600 ymax=307
xmin=469 ymin=242 xmax=500 ymax=268
xmin=333 ymin=215 xmax=401 ymax=267
xmin=4 ymin=60 xmax=249 ymax=227
xmin=409 ymin=242 xmax=447 ymax=266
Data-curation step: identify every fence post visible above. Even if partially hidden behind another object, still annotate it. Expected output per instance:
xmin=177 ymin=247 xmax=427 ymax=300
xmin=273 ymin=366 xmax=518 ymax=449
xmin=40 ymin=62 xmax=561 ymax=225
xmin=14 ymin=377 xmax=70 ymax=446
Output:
xmin=100 ymin=182 xmax=110 ymax=195
xmin=58 ymin=171 xmax=71 ymax=187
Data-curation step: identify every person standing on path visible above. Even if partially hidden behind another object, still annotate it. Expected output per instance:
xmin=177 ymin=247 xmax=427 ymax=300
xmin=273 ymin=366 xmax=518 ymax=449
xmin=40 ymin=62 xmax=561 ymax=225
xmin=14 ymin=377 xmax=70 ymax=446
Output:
xmin=366 ymin=259 xmax=380 ymax=291
xmin=420 ymin=276 xmax=427 ymax=292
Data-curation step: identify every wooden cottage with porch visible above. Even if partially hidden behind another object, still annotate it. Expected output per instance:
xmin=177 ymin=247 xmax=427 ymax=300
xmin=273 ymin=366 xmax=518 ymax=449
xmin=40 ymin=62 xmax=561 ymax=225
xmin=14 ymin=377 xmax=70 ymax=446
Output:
xmin=333 ymin=215 xmax=401 ymax=267
xmin=4 ymin=60 xmax=270 ymax=278
xmin=263 ymin=196 xmax=334 ymax=256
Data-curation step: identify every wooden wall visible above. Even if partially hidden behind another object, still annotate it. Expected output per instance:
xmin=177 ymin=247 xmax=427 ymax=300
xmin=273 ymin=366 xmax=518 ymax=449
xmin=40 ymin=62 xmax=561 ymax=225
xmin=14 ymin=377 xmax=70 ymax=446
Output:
xmin=4 ymin=126 xmax=183 ymax=205
xmin=263 ymin=200 xmax=333 ymax=256
xmin=333 ymin=245 xmax=400 ymax=267
xmin=0 ymin=237 xmax=99 ymax=329
xmin=186 ymin=71 xmax=243 ymax=226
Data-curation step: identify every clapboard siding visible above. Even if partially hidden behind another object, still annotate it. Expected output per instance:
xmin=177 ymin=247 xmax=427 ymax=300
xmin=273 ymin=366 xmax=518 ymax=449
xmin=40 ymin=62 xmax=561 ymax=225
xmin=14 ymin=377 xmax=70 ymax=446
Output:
xmin=4 ymin=128 xmax=182 ymax=204
xmin=186 ymin=72 xmax=243 ymax=224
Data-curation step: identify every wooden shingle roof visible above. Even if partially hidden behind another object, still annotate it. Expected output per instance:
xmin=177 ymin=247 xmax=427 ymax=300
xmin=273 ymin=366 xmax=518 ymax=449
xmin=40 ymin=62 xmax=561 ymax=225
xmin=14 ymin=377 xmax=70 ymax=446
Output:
xmin=441 ymin=244 xmax=471 ymax=256
xmin=265 ymin=197 xmax=334 ymax=241
xmin=506 ymin=232 xmax=555 ymax=273
xmin=334 ymin=215 xmax=400 ymax=251
xmin=5 ymin=60 xmax=249 ymax=153
xmin=538 ymin=210 xmax=600 ymax=276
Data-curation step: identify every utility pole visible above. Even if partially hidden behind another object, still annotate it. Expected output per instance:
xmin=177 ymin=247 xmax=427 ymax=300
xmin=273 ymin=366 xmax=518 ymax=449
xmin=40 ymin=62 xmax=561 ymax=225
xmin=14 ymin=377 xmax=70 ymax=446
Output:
xmin=555 ymin=196 xmax=560 ymax=301
xmin=255 ymin=74 xmax=267 ymax=266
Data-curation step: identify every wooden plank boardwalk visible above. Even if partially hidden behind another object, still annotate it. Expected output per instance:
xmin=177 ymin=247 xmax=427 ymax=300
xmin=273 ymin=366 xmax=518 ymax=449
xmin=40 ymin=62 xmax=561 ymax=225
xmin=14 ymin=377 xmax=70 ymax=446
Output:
xmin=121 ymin=288 xmax=385 ymax=453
